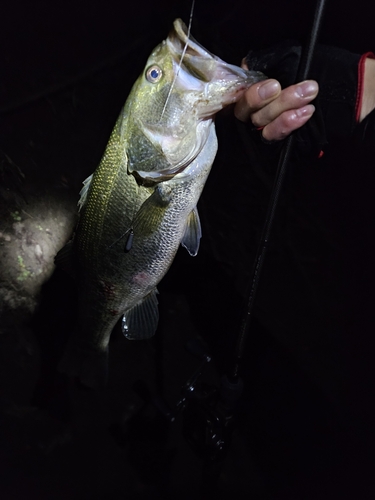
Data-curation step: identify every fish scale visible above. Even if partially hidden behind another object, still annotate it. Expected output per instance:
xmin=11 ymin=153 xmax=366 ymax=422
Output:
xmin=56 ymin=19 xmax=265 ymax=387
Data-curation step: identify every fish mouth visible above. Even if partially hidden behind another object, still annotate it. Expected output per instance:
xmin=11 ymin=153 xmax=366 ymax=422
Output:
xmin=131 ymin=20 xmax=266 ymax=183
xmin=168 ymin=18 xmax=217 ymax=63
xmin=167 ymin=19 xmax=266 ymax=107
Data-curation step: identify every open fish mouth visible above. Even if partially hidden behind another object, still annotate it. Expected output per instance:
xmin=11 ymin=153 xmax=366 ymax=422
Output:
xmin=167 ymin=18 xmax=266 ymax=100
xmin=167 ymin=18 xmax=218 ymax=64
xmin=129 ymin=18 xmax=266 ymax=182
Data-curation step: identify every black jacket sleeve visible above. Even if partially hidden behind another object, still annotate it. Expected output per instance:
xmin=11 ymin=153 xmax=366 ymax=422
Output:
xmin=241 ymin=41 xmax=374 ymax=162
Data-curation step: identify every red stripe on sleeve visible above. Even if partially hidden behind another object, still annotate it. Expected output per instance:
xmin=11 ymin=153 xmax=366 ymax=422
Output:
xmin=355 ymin=52 xmax=375 ymax=123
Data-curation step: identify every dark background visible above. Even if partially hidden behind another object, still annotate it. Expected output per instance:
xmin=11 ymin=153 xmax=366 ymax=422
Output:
xmin=1 ymin=1 xmax=375 ymax=498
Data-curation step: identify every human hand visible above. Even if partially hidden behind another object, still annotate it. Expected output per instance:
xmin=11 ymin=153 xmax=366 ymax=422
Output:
xmin=235 ymin=68 xmax=319 ymax=142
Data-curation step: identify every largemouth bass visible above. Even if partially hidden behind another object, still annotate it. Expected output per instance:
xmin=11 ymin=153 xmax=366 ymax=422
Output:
xmin=57 ymin=18 xmax=265 ymax=387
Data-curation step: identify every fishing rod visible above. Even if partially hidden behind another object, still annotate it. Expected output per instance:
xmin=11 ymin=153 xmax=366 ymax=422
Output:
xmin=176 ymin=1 xmax=329 ymax=492
xmin=178 ymin=0 xmax=328 ymax=489
xmin=120 ymin=0 xmax=327 ymax=494
xmin=231 ymin=0 xmax=327 ymax=382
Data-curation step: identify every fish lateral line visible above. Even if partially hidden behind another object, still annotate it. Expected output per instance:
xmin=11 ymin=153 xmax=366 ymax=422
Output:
xmin=57 ymin=15 xmax=262 ymax=389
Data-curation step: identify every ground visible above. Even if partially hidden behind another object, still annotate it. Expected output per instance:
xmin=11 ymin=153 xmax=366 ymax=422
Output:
xmin=1 ymin=1 xmax=375 ymax=499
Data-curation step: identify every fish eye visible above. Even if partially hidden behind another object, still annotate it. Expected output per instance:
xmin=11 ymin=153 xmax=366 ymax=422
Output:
xmin=146 ymin=65 xmax=163 ymax=83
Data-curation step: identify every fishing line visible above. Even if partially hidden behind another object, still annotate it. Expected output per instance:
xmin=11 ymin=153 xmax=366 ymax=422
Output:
xmin=230 ymin=0 xmax=327 ymax=381
xmin=108 ymin=227 xmax=134 ymax=250
xmin=108 ymin=188 xmax=141 ymax=252
xmin=160 ymin=0 xmax=195 ymax=121
xmin=110 ymin=0 xmax=196 ymax=252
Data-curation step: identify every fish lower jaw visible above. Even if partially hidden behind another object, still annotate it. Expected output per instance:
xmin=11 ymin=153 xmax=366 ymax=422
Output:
xmin=223 ymin=83 xmax=254 ymax=104
xmin=199 ymin=84 xmax=254 ymax=117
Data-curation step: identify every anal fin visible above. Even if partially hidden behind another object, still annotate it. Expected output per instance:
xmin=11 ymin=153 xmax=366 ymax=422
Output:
xmin=122 ymin=289 xmax=159 ymax=340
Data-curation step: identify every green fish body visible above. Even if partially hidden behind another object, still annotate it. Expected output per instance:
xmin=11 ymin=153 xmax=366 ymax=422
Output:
xmin=57 ymin=19 xmax=265 ymax=387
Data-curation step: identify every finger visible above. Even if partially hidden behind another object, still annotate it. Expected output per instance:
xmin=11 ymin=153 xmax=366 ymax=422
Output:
xmin=234 ymin=79 xmax=281 ymax=122
xmin=261 ymin=104 xmax=316 ymax=142
xmin=251 ymin=80 xmax=319 ymax=128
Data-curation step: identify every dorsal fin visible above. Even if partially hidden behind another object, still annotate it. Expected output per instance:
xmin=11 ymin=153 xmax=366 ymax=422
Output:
xmin=78 ymin=174 xmax=93 ymax=211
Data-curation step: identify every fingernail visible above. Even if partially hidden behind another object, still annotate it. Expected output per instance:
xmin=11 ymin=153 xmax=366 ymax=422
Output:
xmin=258 ymin=80 xmax=280 ymax=100
xmin=295 ymin=104 xmax=315 ymax=118
xmin=296 ymin=80 xmax=318 ymax=98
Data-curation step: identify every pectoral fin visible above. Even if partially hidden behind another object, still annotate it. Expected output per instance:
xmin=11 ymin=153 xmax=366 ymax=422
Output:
xmin=131 ymin=184 xmax=172 ymax=237
xmin=181 ymin=207 xmax=202 ymax=256
xmin=122 ymin=289 xmax=159 ymax=340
